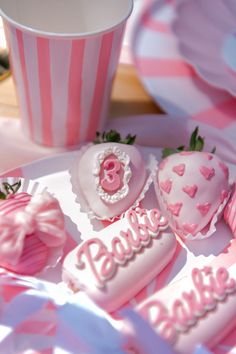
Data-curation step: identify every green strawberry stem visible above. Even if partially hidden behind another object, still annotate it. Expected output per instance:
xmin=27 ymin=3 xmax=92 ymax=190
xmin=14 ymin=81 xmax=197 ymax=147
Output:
xmin=162 ymin=126 xmax=216 ymax=158
xmin=0 ymin=180 xmax=21 ymax=200
xmin=93 ymin=130 xmax=136 ymax=145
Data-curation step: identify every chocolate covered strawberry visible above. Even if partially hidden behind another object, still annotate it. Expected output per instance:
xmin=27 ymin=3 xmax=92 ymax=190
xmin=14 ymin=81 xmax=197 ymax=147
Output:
xmin=155 ymin=127 xmax=231 ymax=240
xmin=0 ymin=180 xmax=66 ymax=275
xmin=71 ymin=130 xmax=152 ymax=220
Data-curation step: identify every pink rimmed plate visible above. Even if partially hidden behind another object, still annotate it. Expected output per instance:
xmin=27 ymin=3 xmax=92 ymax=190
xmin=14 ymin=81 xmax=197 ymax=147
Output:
xmin=2 ymin=114 xmax=236 ymax=353
xmin=2 ymin=115 xmax=236 ymax=259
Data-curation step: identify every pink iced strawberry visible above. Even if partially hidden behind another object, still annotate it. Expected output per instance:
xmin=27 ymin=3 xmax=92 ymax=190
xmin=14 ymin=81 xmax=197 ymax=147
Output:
xmin=155 ymin=127 xmax=230 ymax=240
xmin=0 ymin=180 xmax=66 ymax=275
xmin=72 ymin=130 xmax=148 ymax=220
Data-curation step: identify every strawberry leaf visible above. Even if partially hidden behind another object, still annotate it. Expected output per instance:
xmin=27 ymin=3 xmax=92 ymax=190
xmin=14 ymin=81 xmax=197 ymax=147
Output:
xmin=107 ymin=130 xmax=121 ymax=143
xmin=12 ymin=180 xmax=22 ymax=193
xmin=0 ymin=180 xmax=21 ymax=199
xmin=0 ymin=191 xmax=6 ymax=199
xmin=162 ymin=148 xmax=178 ymax=158
xmin=188 ymin=126 xmax=205 ymax=151
xmin=122 ymin=134 xmax=136 ymax=145
xmin=189 ymin=126 xmax=199 ymax=151
xmin=176 ymin=145 xmax=185 ymax=152
xmin=194 ymin=136 xmax=205 ymax=151
xmin=161 ymin=126 xmax=216 ymax=158
xmin=93 ymin=130 xmax=136 ymax=145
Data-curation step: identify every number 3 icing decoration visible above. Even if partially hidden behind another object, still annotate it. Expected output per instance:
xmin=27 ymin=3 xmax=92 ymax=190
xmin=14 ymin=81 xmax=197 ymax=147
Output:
xmin=101 ymin=158 xmax=122 ymax=192
xmin=93 ymin=147 xmax=132 ymax=203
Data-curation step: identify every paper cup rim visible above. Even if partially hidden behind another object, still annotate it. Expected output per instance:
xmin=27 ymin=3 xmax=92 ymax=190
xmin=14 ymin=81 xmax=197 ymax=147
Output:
xmin=0 ymin=0 xmax=133 ymax=39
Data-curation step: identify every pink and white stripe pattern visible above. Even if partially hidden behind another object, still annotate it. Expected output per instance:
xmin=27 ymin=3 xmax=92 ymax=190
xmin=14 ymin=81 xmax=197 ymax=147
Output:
xmin=132 ymin=0 xmax=236 ymax=133
xmin=0 ymin=192 xmax=31 ymax=216
xmin=4 ymin=22 xmax=125 ymax=147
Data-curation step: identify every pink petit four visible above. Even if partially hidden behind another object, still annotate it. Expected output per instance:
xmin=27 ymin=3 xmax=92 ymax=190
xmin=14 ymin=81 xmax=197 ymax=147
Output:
xmin=155 ymin=127 xmax=230 ymax=240
xmin=70 ymin=130 xmax=154 ymax=220
xmin=62 ymin=207 xmax=176 ymax=312
xmin=137 ymin=264 xmax=236 ymax=354
xmin=0 ymin=181 xmax=66 ymax=275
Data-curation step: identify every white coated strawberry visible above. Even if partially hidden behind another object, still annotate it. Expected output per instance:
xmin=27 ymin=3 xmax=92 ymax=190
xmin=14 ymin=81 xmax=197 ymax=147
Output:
xmin=72 ymin=131 xmax=149 ymax=220
xmin=74 ymin=142 xmax=146 ymax=219
xmin=155 ymin=151 xmax=230 ymax=240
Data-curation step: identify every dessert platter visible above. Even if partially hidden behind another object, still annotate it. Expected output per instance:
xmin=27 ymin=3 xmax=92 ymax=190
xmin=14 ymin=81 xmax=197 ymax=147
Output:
xmin=1 ymin=118 xmax=236 ymax=353
xmin=2 ymin=0 xmax=236 ymax=353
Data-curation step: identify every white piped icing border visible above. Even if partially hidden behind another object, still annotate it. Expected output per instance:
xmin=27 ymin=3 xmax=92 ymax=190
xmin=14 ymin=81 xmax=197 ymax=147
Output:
xmin=69 ymin=144 xmax=157 ymax=225
xmin=93 ymin=146 xmax=132 ymax=204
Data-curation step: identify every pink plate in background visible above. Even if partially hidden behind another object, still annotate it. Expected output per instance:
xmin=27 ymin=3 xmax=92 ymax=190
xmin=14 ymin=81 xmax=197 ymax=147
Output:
xmin=131 ymin=0 xmax=236 ymax=136
xmin=172 ymin=0 xmax=236 ymax=97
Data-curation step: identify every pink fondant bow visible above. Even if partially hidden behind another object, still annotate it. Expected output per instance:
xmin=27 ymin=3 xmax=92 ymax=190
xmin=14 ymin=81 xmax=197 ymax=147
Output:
xmin=0 ymin=192 xmax=66 ymax=264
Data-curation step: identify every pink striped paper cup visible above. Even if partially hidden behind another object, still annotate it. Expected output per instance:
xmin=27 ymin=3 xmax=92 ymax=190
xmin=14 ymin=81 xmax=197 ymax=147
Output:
xmin=0 ymin=0 xmax=133 ymax=147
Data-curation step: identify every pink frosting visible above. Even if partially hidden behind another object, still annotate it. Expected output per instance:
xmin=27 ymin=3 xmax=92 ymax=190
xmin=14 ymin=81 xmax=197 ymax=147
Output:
xmin=172 ymin=164 xmax=185 ymax=176
xmin=76 ymin=209 xmax=169 ymax=288
xmin=7 ymin=233 xmax=49 ymax=275
xmin=196 ymin=202 xmax=211 ymax=217
xmin=137 ymin=265 xmax=236 ymax=353
xmin=167 ymin=203 xmax=182 ymax=217
xmin=156 ymin=151 xmax=230 ymax=239
xmin=62 ymin=208 xmax=176 ymax=312
xmin=100 ymin=156 xmax=123 ymax=193
xmin=182 ymin=184 xmax=198 ymax=198
xmin=199 ymin=166 xmax=215 ymax=181
xmin=160 ymin=179 xmax=172 ymax=194
xmin=0 ymin=191 xmax=66 ymax=274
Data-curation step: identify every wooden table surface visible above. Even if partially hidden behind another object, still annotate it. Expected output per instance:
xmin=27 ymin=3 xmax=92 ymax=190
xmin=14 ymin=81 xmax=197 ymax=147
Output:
xmin=0 ymin=63 xmax=163 ymax=120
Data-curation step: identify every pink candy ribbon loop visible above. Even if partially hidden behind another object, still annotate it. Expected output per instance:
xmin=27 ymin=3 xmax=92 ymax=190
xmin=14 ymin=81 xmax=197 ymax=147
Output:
xmin=0 ymin=192 xmax=66 ymax=263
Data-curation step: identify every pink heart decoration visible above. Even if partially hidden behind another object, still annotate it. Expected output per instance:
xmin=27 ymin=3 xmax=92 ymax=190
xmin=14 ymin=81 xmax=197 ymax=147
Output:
xmin=219 ymin=161 xmax=229 ymax=179
xmin=197 ymin=203 xmax=211 ymax=217
xmin=172 ymin=164 xmax=185 ymax=176
xmin=160 ymin=179 xmax=172 ymax=194
xmin=159 ymin=158 xmax=169 ymax=171
xmin=155 ymin=150 xmax=230 ymax=240
xmin=182 ymin=223 xmax=198 ymax=235
xmin=182 ymin=185 xmax=198 ymax=198
xmin=200 ymin=166 xmax=215 ymax=181
xmin=167 ymin=202 xmax=182 ymax=217
xmin=207 ymin=154 xmax=213 ymax=161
